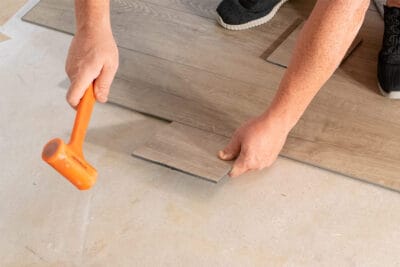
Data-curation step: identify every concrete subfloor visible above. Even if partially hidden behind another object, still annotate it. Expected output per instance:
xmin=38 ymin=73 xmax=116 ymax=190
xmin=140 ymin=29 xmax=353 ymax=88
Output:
xmin=1 ymin=1 xmax=400 ymax=266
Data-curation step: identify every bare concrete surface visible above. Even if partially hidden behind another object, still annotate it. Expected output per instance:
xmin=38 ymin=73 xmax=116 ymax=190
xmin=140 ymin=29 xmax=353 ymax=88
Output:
xmin=1 ymin=1 xmax=400 ymax=266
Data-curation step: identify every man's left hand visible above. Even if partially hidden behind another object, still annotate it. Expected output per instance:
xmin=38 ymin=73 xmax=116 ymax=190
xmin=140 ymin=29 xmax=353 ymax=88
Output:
xmin=218 ymin=114 xmax=290 ymax=177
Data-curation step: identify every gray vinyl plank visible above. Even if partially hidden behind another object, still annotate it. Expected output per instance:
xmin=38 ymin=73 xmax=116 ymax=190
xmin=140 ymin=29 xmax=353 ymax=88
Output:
xmin=0 ymin=0 xmax=28 ymax=25
xmin=112 ymin=11 xmax=400 ymax=190
xmin=133 ymin=122 xmax=231 ymax=182
xmin=110 ymin=63 xmax=400 ymax=190
xmin=22 ymin=0 xmax=300 ymax=85
xmin=266 ymin=21 xmax=364 ymax=68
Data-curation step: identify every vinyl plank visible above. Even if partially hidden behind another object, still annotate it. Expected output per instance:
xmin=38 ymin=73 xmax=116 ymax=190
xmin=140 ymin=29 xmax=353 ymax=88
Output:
xmin=22 ymin=0 xmax=379 ymax=96
xmin=22 ymin=0 xmax=300 ymax=86
xmin=0 ymin=0 xmax=28 ymax=25
xmin=112 ymin=8 xmax=399 ymax=136
xmin=369 ymin=0 xmax=378 ymax=12
xmin=136 ymin=0 xmax=219 ymax=19
xmin=132 ymin=122 xmax=231 ymax=182
xmin=113 ymin=48 xmax=278 ymax=137
xmin=111 ymin=12 xmax=400 ymax=189
xmin=111 ymin=10 xmax=400 ymax=189
xmin=110 ymin=45 xmax=400 ymax=189
xmin=369 ymin=0 xmax=383 ymax=16
xmin=266 ymin=21 xmax=363 ymax=67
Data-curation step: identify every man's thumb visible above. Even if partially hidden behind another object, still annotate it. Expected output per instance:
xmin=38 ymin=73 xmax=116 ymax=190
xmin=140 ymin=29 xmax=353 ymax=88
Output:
xmin=66 ymin=74 xmax=94 ymax=108
xmin=219 ymin=136 xmax=241 ymax=161
xmin=94 ymin=65 xmax=116 ymax=103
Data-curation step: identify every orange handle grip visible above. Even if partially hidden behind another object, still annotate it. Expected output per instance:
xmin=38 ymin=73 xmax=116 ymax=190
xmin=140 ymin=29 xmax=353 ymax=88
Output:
xmin=68 ymin=84 xmax=96 ymax=155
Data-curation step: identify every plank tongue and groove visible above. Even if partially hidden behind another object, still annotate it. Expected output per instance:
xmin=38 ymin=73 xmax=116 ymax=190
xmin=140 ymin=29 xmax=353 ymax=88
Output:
xmin=133 ymin=122 xmax=231 ymax=182
xmin=266 ymin=21 xmax=363 ymax=67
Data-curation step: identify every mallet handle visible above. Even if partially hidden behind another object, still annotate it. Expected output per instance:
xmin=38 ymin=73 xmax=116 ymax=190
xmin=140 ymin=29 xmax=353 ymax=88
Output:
xmin=68 ymin=83 xmax=96 ymax=156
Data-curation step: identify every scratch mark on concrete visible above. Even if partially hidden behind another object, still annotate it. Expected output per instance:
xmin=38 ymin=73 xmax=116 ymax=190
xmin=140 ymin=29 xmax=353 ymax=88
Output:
xmin=17 ymin=73 xmax=28 ymax=86
xmin=78 ymin=192 xmax=95 ymax=265
xmin=25 ymin=246 xmax=47 ymax=262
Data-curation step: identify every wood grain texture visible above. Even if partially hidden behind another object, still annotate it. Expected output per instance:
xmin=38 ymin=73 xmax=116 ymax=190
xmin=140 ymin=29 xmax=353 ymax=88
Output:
xmin=133 ymin=122 xmax=231 ymax=182
xmin=370 ymin=0 xmax=382 ymax=15
xmin=22 ymin=0 xmax=300 ymax=85
xmin=111 ymin=63 xmax=400 ymax=190
xmin=23 ymin=2 xmax=400 ymax=191
xmin=0 ymin=0 xmax=27 ymax=25
xmin=113 ymin=11 xmax=400 ymax=190
xmin=267 ymin=21 xmax=363 ymax=67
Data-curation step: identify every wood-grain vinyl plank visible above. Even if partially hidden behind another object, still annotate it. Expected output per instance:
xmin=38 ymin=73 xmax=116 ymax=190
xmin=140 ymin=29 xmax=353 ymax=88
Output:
xmin=22 ymin=0 xmax=300 ymax=85
xmin=0 ymin=0 xmax=28 ymax=26
xmin=266 ymin=21 xmax=363 ymax=68
xmin=133 ymin=122 xmax=231 ymax=182
xmin=111 ymin=9 xmax=400 ymax=189
xmin=22 ymin=1 xmax=400 ymax=190
xmin=110 ymin=46 xmax=400 ymax=188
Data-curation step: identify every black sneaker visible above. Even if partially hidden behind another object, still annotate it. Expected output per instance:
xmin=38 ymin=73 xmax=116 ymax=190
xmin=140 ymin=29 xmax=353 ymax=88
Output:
xmin=216 ymin=0 xmax=288 ymax=30
xmin=378 ymin=5 xmax=400 ymax=99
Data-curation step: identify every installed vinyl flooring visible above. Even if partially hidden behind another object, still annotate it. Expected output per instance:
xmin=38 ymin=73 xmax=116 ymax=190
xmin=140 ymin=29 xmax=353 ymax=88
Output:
xmin=266 ymin=21 xmax=364 ymax=68
xmin=0 ymin=0 xmax=28 ymax=43
xmin=0 ymin=0 xmax=28 ymax=25
xmin=23 ymin=0 xmax=400 ymax=190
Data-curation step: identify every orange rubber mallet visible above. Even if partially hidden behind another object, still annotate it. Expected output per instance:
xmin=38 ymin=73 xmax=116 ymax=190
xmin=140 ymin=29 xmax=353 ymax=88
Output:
xmin=42 ymin=83 xmax=97 ymax=190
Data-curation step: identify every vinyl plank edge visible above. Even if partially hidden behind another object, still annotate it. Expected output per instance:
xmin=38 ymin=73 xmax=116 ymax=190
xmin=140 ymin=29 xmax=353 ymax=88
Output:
xmin=131 ymin=152 xmax=222 ymax=183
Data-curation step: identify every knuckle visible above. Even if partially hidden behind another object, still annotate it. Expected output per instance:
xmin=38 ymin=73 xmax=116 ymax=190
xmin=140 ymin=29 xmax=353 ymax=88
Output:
xmin=109 ymin=60 xmax=119 ymax=71
xmin=224 ymin=147 xmax=233 ymax=155
xmin=241 ymin=147 xmax=250 ymax=157
xmin=66 ymin=93 xmax=76 ymax=106
xmin=96 ymin=82 xmax=110 ymax=93
xmin=243 ymin=159 xmax=254 ymax=169
xmin=65 ymin=65 xmax=72 ymax=77
xmin=247 ymin=156 xmax=259 ymax=167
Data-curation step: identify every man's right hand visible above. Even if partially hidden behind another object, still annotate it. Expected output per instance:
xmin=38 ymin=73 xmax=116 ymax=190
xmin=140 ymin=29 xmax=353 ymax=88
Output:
xmin=65 ymin=27 xmax=119 ymax=108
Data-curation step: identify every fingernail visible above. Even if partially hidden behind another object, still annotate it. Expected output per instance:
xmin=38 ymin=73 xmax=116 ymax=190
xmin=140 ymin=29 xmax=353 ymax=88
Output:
xmin=98 ymin=94 xmax=107 ymax=102
xmin=224 ymin=155 xmax=231 ymax=160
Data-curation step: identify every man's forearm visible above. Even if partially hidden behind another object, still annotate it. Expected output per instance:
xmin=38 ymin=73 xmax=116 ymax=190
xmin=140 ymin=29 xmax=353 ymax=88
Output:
xmin=265 ymin=0 xmax=369 ymax=131
xmin=74 ymin=0 xmax=111 ymax=33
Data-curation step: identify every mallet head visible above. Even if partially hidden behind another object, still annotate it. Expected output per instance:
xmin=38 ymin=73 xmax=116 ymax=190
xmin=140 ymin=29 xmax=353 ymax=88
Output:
xmin=42 ymin=138 xmax=97 ymax=190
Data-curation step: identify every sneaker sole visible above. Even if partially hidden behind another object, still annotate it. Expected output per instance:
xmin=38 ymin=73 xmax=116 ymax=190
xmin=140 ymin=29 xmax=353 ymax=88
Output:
xmin=378 ymin=82 xmax=400 ymax=99
xmin=217 ymin=0 xmax=288 ymax=30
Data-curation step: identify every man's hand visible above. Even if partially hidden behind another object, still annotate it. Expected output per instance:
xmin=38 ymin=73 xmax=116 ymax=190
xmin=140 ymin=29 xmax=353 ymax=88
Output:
xmin=219 ymin=114 xmax=290 ymax=177
xmin=65 ymin=28 xmax=119 ymax=108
